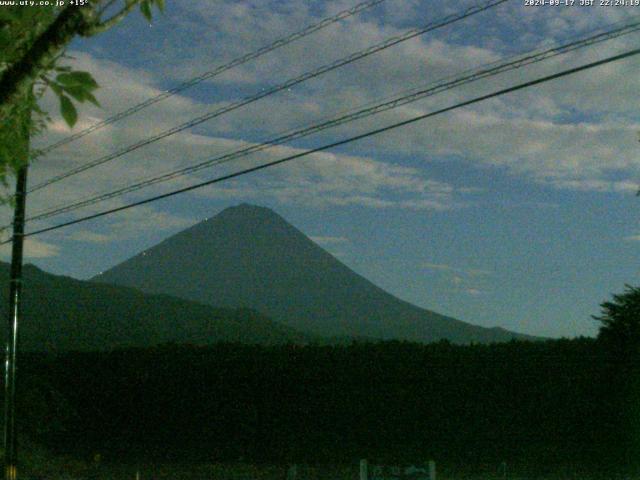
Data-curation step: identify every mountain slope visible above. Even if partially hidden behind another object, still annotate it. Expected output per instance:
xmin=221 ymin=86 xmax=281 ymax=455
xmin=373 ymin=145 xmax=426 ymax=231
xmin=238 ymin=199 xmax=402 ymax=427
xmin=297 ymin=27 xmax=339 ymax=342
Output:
xmin=96 ymin=204 xmax=535 ymax=343
xmin=0 ymin=262 xmax=308 ymax=351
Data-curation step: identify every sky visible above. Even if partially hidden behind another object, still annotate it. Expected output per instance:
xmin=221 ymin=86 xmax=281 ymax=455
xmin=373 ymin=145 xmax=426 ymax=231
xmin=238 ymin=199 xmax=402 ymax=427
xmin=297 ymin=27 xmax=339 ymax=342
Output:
xmin=3 ymin=0 xmax=640 ymax=338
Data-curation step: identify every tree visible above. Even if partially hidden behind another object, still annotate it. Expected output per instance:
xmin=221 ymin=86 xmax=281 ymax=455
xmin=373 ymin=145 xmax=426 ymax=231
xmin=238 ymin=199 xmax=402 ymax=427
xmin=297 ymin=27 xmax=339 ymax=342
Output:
xmin=0 ymin=0 xmax=165 ymax=189
xmin=0 ymin=3 xmax=165 ymax=477
xmin=593 ymin=284 xmax=640 ymax=350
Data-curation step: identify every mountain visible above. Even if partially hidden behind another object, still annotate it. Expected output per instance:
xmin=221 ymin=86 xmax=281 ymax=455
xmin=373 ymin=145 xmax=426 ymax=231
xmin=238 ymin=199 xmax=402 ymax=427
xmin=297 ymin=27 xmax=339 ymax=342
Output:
xmin=95 ymin=203 xmax=535 ymax=343
xmin=0 ymin=262 xmax=308 ymax=351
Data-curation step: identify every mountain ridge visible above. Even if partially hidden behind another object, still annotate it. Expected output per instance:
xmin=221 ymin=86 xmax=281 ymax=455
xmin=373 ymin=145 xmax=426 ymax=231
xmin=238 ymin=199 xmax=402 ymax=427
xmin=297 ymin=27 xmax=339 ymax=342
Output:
xmin=0 ymin=261 xmax=310 ymax=351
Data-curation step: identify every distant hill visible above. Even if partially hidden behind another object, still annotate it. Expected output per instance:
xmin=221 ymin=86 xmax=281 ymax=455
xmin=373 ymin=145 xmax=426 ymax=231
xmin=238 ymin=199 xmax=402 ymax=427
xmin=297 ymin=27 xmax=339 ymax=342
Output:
xmin=0 ymin=262 xmax=308 ymax=351
xmin=96 ymin=203 xmax=537 ymax=344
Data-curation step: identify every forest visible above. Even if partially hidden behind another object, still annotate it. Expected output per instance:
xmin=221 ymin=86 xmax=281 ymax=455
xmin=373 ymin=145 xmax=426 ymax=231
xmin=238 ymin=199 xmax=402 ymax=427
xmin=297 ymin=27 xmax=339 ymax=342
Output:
xmin=11 ymin=335 xmax=639 ymax=477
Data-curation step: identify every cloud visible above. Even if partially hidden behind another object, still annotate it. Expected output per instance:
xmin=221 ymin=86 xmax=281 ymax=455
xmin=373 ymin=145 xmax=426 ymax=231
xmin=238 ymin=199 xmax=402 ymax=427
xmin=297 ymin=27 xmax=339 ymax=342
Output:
xmin=423 ymin=262 xmax=491 ymax=277
xmin=15 ymin=44 xmax=484 ymax=235
xmin=423 ymin=262 xmax=455 ymax=272
xmin=424 ymin=261 xmax=492 ymax=295
xmin=33 ymin=10 xmax=640 ymax=203
xmin=23 ymin=61 xmax=473 ymax=216
xmin=7 ymin=0 xmax=639 ymax=255
xmin=0 ymin=238 xmax=60 ymax=259
xmin=84 ymin=207 xmax=195 ymax=243
xmin=110 ymin=207 xmax=193 ymax=232
xmin=67 ymin=231 xmax=111 ymax=243
xmin=465 ymin=288 xmax=484 ymax=296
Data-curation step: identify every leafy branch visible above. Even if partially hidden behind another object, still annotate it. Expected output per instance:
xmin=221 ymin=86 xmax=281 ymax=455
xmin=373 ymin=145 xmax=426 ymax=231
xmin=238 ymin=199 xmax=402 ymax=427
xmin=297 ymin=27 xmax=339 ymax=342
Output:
xmin=0 ymin=0 xmax=165 ymax=184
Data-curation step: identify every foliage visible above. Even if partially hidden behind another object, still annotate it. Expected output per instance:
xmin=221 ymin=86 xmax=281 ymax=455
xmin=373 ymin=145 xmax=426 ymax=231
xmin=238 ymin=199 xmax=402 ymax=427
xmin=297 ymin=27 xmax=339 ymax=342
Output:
xmin=593 ymin=284 xmax=640 ymax=350
xmin=12 ymin=337 xmax=636 ymax=476
xmin=0 ymin=6 xmax=52 ymax=191
xmin=0 ymin=0 xmax=165 ymax=192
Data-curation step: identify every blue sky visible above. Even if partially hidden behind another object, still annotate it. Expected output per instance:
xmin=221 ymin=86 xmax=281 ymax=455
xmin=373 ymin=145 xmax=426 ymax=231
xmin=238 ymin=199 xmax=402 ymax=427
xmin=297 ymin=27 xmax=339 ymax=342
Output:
xmin=3 ymin=0 xmax=640 ymax=338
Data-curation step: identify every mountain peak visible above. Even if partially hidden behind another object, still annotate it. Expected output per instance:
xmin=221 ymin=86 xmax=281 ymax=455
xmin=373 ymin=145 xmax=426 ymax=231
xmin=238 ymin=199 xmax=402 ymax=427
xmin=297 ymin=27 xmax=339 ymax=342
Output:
xmin=209 ymin=203 xmax=287 ymax=227
xmin=219 ymin=203 xmax=277 ymax=216
xmin=96 ymin=205 xmax=536 ymax=344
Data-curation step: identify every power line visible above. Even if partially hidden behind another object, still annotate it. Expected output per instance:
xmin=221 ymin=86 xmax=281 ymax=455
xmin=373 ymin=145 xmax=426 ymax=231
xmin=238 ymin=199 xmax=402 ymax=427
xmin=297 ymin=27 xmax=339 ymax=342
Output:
xmin=28 ymin=0 xmax=509 ymax=194
xmin=24 ymin=18 xmax=640 ymax=224
xmin=13 ymin=47 xmax=640 ymax=242
xmin=30 ymin=0 xmax=506 ymax=193
xmin=24 ymin=20 xmax=640 ymax=222
xmin=34 ymin=0 xmax=388 ymax=157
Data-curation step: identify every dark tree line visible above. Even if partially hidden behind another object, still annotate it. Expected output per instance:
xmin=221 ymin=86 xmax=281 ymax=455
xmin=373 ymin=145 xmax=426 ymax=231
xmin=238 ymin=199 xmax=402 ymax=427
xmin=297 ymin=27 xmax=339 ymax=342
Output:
xmin=3 ymin=284 xmax=639 ymax=476
xmin=9 ymin=336 xmax=637 ymax=476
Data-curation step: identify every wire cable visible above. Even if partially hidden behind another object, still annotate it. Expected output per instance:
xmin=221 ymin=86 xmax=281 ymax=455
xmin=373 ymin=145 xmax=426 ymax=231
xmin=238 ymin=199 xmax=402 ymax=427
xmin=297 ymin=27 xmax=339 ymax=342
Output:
xmin=12 ymin=46 xmax=640 ymax=242
xmin=28 ymin=0 xmax=509 ymax=194
xmin=34 ymin=0 xmax=389 ymax=157
xmin=24 ymin=18 xmax=640 ymax=223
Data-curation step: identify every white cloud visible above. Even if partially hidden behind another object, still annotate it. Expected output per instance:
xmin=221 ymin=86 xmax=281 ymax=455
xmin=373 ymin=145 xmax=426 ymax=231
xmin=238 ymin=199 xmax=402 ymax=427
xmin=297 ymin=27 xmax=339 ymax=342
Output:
xmin=0 ymin=238 xmax=60 ymax=259
xmin=15 ymin=44 xmax=484 ymax=235
xmin=465 ymin=288 xmax=484 ymax=296
xmin=424 ymin=261 xmax=492 ymax=295
xmin=423 ymin=262 xmax=491 ymax=276
xmin=67 ymin=231 xmax=111 ymax=243
xmin=5 ymin=0 xmax=638 ymax=255
xmin=189 ymin=145 xmax=470 ymax=210
xmin=88 ymin=207 xmax=196 ymax=242
xmin=423 ymin=262 xmax=455 ymax=272
xmin=37 ymin=11 xmax=640 ymax=196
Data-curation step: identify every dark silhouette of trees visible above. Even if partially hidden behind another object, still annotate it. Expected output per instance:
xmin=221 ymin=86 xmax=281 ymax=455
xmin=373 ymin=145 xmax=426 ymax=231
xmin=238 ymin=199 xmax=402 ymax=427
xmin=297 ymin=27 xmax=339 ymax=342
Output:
xmin=9 ymin=338 xmax=631 ymax=476
xmin=594 ymin=284 xmax=640 ymax=351
xmin=593 ymin=285 xmax=640 ymax=467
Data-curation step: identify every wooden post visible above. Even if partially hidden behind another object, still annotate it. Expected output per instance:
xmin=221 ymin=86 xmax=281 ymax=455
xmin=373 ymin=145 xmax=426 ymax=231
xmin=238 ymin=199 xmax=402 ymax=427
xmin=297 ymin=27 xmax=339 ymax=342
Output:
xmin=428 ymin=460 xmax=436 ymax=480
xmin=360 ymin=459 xmax=368 ymax=480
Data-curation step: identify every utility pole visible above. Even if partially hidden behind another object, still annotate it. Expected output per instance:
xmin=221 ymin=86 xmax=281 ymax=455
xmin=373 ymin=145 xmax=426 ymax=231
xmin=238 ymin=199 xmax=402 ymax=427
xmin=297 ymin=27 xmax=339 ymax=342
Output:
xmin=3 ymin=164 xmax=27 ymax=480
xmin=3 ymin=94 xmax=30 ymax=480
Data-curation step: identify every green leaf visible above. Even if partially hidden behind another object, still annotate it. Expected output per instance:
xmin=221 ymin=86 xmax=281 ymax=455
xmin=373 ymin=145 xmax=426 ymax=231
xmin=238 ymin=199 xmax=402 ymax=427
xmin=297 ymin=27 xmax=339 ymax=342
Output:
xmin=49 ymin=82 xmax=63 ymax=97
xmin=56 ymin=71 xmax=98 ymax=90
xmin=59 ymin=95 xmax=77 ymax=128
xmin=60 ymin=83 xmax=100 ymax=107
xmin=61 ymin=85 xmax=88 ymax=103
xmin=140 ymin=0 xmax=153 ymax=21
xmin=154 ymin=0 xmax=165 ymax=12
xmin=84 ymin=91 xmax=100 ymax=107
xmin=65 ymin=87 xmax=99 ymax=107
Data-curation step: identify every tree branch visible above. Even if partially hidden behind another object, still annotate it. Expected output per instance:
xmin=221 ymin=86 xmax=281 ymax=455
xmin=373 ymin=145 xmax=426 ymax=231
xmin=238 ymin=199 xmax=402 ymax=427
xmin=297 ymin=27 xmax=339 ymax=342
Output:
xmin=0 ymin=0 xmax=146 ymax=123
xmin=84 ymin=0 xmax=140 ymax=36
xmin=0 ymin=6 xmax=89 ymax=123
